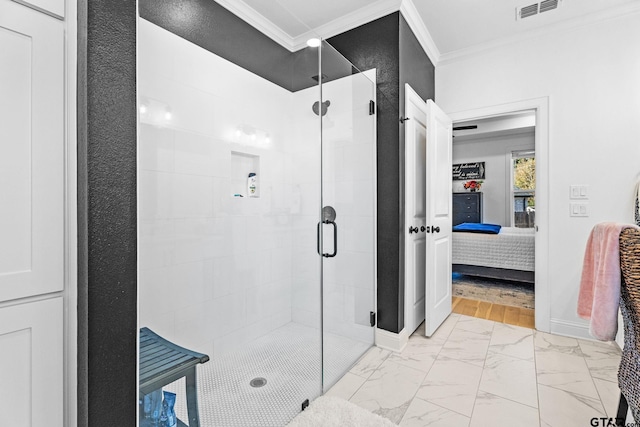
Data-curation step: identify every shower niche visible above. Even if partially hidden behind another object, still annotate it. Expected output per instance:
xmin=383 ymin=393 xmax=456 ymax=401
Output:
xmin=230 ymin=151 xmax=260 ymax=198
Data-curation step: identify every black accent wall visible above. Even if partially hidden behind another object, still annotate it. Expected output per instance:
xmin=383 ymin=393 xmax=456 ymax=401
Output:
xmin=139 ymin=0 xmax=356 ymax=93
xmin=77 ymin=0 xmax=138 ymax=425
xmin=139 ymin=0 xmax=296 ymax=91
xmin=328 ymin=13 xmax=435 ymax=334
xmin=327 ymin=14 xmax=402 ymax=333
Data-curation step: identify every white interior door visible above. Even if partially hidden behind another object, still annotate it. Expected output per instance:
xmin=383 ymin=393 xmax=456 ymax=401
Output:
xmin=424 ymin=100 xmax=453 ymax=337
xmin=404 ymin=84 xmax=427 ymax=335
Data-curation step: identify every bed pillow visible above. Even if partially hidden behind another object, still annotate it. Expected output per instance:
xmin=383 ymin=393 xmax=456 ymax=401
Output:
xmin=453 ymin=222 xmax=502 ymax=234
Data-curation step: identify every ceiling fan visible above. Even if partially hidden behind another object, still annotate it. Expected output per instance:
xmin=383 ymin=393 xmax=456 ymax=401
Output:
xmin=452 ymin=124 xmax=477 ymax=138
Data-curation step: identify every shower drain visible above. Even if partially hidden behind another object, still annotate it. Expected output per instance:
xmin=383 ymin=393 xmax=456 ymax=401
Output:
xmin=249 ymin=377 xmax=267 ymax=388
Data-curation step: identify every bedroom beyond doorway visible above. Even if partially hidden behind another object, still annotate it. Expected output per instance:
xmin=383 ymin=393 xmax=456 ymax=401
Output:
xmin=451 ymin=111 xmax=537 ymax=329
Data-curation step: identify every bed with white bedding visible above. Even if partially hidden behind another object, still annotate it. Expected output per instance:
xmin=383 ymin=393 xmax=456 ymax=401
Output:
xmin=452 ymin=226 xmax=535 ymax=283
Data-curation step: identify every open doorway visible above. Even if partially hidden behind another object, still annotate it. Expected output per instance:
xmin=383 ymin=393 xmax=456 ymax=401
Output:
xmin=450 ymin=111 xmax=536 ymax=328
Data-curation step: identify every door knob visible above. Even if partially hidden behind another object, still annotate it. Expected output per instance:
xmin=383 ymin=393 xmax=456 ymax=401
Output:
xmin=431 ymin=226 xmax=440 ymax=233
xmin=409 ymin=226 xmax=419 ymax=234
xmin=420 ymin=226 xmax=426 ymax=232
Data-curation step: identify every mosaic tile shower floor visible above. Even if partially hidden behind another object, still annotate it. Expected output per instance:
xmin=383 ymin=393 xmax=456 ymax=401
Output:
xmin=164 ymin=323 xmax=370 ymax=426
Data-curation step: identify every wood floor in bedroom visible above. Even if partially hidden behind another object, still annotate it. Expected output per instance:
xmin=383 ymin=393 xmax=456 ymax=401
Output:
xmin=452 ymin=296 xmax=535 ymax=329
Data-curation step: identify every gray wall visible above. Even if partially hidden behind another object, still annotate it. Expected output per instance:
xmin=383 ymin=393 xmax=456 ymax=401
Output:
xmin=77 ymin=0 xmax=138 ymax=424
xmin=453 ymin=132 xmax=535 ymax=226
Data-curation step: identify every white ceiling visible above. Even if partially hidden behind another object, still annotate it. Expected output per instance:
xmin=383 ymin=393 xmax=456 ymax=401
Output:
xmin=415 ymin=0 xmax=639 ymax=55
xmin=215 ymin=0 xmax=640 ymax=63
xmin=453 ymin=112 xmax=536 ymax=142
xmin=240 ymin=0 xmax=376 ymax=37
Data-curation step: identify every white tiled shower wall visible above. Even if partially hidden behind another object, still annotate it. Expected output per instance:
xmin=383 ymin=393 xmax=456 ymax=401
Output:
xmin=138 ymin=19 xmax=376 ymax=359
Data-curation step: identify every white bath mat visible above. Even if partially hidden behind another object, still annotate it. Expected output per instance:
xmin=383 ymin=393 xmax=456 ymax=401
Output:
xmin=286 ymin=396 xmax=397 ymax=427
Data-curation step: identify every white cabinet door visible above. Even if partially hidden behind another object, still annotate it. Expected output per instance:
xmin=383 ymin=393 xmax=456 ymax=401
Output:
xmin=11 ymin=0 xmax=65 ymax=19
xmin=0 ymin=0 xmax=64 ymax=303
xmin=0 ymin=297 xmax=63 ymax=426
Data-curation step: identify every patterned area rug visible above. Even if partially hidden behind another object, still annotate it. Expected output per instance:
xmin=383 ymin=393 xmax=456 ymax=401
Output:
xmin=452 ymin=273 xmax=535 ymax=309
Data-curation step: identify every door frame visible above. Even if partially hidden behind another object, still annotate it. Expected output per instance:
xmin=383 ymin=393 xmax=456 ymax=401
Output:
xmin=65 ymin=0 xmax=79 ymax=425
xmin=448 ymin=97 xmax=550 ymax=332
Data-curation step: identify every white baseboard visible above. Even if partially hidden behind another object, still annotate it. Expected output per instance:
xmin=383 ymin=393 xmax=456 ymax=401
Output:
xmin=549 ymin=318 xmax=592 ymax=340
xmin=375 ymin=327 xmax=409 ymax=353
xmin=550 ymin=317 xmax=623 ymax=350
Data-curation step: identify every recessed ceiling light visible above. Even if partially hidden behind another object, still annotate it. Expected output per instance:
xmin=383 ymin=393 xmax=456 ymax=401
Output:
xmin=306 ymin=38 xmax=321 ymax=48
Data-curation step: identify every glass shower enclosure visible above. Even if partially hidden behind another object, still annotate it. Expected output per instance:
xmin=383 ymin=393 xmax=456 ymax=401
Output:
xmin=137 ymin=4 xmax=377 ymax=426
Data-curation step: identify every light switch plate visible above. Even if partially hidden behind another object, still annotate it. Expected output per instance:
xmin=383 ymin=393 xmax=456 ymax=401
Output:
xmin=579 ymin=185 xmax=589 ymax=198
xmin=570 ymin=202 xmax=589 ymax=217
xmin=570 ymin=185 xmax=580 ymax=199
xmin=570 ymin=185 xmax=588 ymax=199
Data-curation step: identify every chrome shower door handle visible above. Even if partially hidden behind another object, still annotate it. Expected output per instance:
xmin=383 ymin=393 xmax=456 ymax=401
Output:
xmin=317 ymin=220 xmax=338 ymax=258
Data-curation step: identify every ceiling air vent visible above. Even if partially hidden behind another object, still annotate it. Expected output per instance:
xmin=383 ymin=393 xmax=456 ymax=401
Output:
xmin=539 ymin=0 xmax=559 ymax=13
xmin=518 ymin=3 xmax=539 ymax=19
xmin=517 ymin=0 xmax=561 ymax=20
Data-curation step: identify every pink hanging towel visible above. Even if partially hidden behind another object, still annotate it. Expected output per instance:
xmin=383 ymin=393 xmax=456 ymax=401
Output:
xmin=578 ymin=222 xmax=639 ymax=341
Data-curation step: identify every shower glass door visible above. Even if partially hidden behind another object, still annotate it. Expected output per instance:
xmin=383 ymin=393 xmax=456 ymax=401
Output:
xmin=319 ymin=41 xmax=377 ymax=392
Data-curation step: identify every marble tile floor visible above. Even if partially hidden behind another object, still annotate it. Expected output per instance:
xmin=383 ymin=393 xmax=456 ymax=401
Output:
xmin=326 ymin=314 xmax=626 ymax=427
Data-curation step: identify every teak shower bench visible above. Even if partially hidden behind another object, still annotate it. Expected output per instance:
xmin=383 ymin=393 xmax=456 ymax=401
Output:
xmin=139 ymin=327 xmax=210 ymax=427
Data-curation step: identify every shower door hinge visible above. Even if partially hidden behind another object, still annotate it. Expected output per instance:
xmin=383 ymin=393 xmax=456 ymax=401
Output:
xmin=369 ymin=100 xmax=375 ymax=115
xmin=370 ymin=311 xmax=376 ymax=327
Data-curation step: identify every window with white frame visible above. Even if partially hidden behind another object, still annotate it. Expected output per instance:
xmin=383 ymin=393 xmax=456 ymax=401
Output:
xmin=511 ymin=150 xmax=535 ymax=228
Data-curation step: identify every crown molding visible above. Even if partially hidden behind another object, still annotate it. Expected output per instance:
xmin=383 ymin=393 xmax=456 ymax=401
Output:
xmin=214 ymin=0 xmax=297 ymax=50
xmin=213 ymin=0 xmax=441 ymax=62
xmin=216 ymin=0 xmax=403 ymax=52
xmin=291 ymin=0 xmax=402 ymax=51
xmin=399 ymin=0 xmax=440 ymax=66
xmin=438 ymin=1 xmax=640 ymax=66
